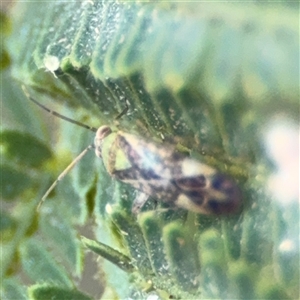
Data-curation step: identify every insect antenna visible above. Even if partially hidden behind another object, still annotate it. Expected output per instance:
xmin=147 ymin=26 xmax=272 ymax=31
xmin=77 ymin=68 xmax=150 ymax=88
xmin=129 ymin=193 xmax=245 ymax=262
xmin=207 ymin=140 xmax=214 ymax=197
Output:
xmin=22 ymin=85 xmax=98 ymax=132
xmin=21 ymin=86 xmax=98 ymax=210
xmin=37 ymin=144 xmax=94 ymax=211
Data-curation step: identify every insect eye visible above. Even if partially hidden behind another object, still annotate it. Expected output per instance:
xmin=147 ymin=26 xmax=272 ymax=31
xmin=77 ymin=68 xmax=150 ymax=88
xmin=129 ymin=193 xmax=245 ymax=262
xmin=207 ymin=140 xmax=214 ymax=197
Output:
xmin=94 ymin=126 xmax=112 ymax=158
xmin=96 ymin=126 xmax=112 ymax=140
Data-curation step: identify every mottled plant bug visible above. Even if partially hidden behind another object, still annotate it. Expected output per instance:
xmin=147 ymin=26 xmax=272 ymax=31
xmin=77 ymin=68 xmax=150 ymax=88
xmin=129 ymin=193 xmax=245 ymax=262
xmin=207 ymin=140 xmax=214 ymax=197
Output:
xmin=23 ymin=86 xmax=242 ymax=214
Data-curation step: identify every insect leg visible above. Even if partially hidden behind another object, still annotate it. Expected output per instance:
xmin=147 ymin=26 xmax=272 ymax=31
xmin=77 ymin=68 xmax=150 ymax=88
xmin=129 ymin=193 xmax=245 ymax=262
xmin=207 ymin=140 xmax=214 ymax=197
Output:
xmin=37 ymin=144 xmax=94 ymax=211
xmin=115 ymin=100 xmax=129 ymax=120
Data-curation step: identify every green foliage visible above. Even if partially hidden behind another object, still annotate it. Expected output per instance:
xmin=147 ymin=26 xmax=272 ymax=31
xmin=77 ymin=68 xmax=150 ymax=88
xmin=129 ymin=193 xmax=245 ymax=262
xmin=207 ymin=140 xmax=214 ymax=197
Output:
xmin=0 ymin=164 xmax=32 ymax=200
xmin=2 ymin=1 xmax=299 ymax=299
xmin=81 ymin=236 xmax=134 ymax=273
xmin=1 ymin=130 xmax=52 ymax=168
xmin=0 ymin=10 xmax=12 ymax=70
xmin=28 ymin=285 xmax=93 ymax=300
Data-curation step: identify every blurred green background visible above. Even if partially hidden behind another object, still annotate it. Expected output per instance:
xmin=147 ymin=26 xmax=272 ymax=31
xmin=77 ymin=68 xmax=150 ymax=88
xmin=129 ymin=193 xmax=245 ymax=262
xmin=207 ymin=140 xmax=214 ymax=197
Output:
xmin=1 ymin=1 xmax=299 ymax=299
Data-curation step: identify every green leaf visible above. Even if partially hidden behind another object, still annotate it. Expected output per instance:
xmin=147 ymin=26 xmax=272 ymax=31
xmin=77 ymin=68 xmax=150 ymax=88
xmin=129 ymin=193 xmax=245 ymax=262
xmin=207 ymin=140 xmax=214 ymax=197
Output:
xmin=110 ymin=208 xmax=153 ymax=275
xmin=28 ymin=284 xmax=93 ymax=300
xmin=1 ymin=130 xmax=52 ymax=168
xmin=138 ymin=212 xmax=169 ymax=276
xmin=20 ymin=239 xmax=73 ymax=288
xmin=1 ymin=278 xmax=27 ymax=300
xmin=39 ymin=210 xmax=82 ymax=275
xmin=228 ymin=260 xmax=256 ymax=300
xmin=81 ymin=236 xmax=134 ymax=273
xmin=163 ymin=222 xmax=201 ymax=291
xmin=0 ymin=211 xmax=17 ymax=241
xmin=0 ymin=164 xmax=32 ymax=200
xmin=0 ymin=10 xmax=12 ymax=70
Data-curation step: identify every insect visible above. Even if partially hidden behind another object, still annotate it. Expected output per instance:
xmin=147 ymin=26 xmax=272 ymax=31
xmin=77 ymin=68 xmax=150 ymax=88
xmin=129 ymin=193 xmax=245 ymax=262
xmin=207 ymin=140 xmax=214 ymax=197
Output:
xmin=23 ymin=86 xmax=242 ymax=215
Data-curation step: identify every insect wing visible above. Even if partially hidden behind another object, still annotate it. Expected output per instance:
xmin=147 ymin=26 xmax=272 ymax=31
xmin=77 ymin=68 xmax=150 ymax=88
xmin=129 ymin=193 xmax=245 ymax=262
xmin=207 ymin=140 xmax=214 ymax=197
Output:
xmin=101 ymin=131 xmax=241 ymax=215
xmin=116 ymin=132 xmax=178 ymax=179
xmin=108 ymin=132 xmax=180 ymax=201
